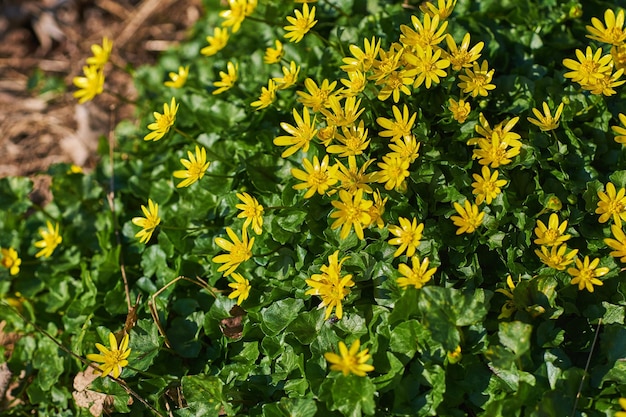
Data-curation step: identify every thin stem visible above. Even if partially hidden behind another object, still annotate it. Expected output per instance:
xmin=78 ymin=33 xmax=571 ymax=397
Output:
xmin=570 ymin=318 xmax=602 ymax=417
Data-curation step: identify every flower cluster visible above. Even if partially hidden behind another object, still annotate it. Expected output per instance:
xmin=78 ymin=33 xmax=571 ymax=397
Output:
xmin=72 ymin=37 xmax=112 ymax=103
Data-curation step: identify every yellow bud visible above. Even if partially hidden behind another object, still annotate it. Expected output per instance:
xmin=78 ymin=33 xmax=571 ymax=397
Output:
xmin=545 ymin=196 xmax=562 ymax=211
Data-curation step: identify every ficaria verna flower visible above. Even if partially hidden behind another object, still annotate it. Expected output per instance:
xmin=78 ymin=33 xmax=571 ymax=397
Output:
xmin=86 ymin=37 xmax=112 ymax=69
xmin=173 ymin=145 xmax=210 ymax=188
xmin=264 ymin=39 xmax=284 ymax=64
xmin=367 ymin=190 xmax=388 ymax=229
xmin=213 ymin=61 xmax=238 ymax=95
xmin=212 ymin=227 xmax=254 ymax=276
xmin=164 ymin=65 xmax=189 ymax=88
xmin=567 ymin=256 xmax=608 ymax=293
xmin=296 ymin=78 xmax=340 ymax=112
xmin=333 ymin=157 xmax=376 ymax=195
xmin=604 ymin=224 xmax=626 ymax=263
xmin=376 ymin=104 xmax=417 ymax=142
xmin=450 ymin=200 xmax=484 ymax=235
xmin=291 ymin=154 xmax=339 ymax=198
xmin=72 ymin=65 xmax=104 ymax=103
xmin=273 ymin=61 xmax=301 ymax=90
xmin=495 ymin=274 xmax=518 ymax=319
xmin=330 ymin=189 xmax=372 ymax=240
xmin=283 ymin=3 xmax=317 ymax=43
xmin=376 ymin=155 xmax=410 ymax=191
xmin=388 ymin=134 xmax=421 ymax=164
xmin=251 ymin=79 xmax=277 ymax=110
xmin=1 ymin=248 xmax=21 ymax=275
xmin=534 ymin=213 xmax=571 ymax=247
xmin=527 ymin=102 xmax=564 ymax=131
xmin=219 ymin=0 xmax=256 ymax=33
xmin=388 ymin=217 xmax=424 ymax=258
xmin=404 ymin=45 xmax=450 ymax=89
xmin=612 ymin=113 xmax=626 ymax=144
xmin=320 ymin=96 xmax=363 ymax=127
xmin=132 ymin=199 xmax=161 ymax=244
xmin=562 ymin=46 xmax=612 ymax=86
xmin=471 ymin=166 xmax=507 ymax=205
xmin=445 ymin=32 xmax=483 ymax=71
xmin=341 ymin=36 xmax=381 ymax=73
xmin=399 ymin=13 xmax=448 ymax=48
xmin=144 ymin=97 xmax=178 ymax=141
xmin=34 ymin=221 xmax=62 ymax=258
xmin=305 ymin=250 xmax=354 ymax=320
xmin=340 ymin=69 xmax=367 ymax=96
xmin=396 ymin=255 xmax=436 ymax=289
xmin=228 ymin=272 xmax=251 ymax=305
xmin=327 ymin=121 xmax=371 ymax=157
xmin=236 ymin=192 xmax=264 ymax=235
xmin=273 ymin=107 xmax=318 ymax=158
xmin=86 ymin=333 xmax=131 ymax=379
xmin=535 ymin=244 xmax=578 ymax=271
xmin=457 ymin=60 xmax=496 ymax=97
xmin=324 ymin=339 xmax=374 ymax=377
xmin=448 ymin=98 xmax=471 ymax=123
xmin=596 ymin=182 xmax=626 ymax=227
xmin=420 ymin=0 xmax=457 ymax=19
xmin=201 ymin=27 xmax=230 ymax=57
xmin=585 ymin=8 xmax=626 ymax=46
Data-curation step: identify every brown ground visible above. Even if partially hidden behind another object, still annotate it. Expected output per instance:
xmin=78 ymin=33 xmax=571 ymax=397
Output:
xmin=0 ymin=0 xmax=202 ymax=178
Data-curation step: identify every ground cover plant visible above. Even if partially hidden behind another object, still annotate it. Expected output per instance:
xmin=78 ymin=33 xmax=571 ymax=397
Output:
xmin=2 ymin=0 xmax=626 ymax=415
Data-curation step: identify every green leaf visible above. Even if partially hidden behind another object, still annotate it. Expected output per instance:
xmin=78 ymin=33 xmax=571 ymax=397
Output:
xmin=498 ymin=321 xmax=533 ymax=357
xmin=260 ymin=298 xmax=304 ymax=337
xmin=128 ymin=319 xmax=163 ymax=373
xmin=262 ymin=397 xmax=318 ymax=417
xmin=322 ymin=375 xmax=377 ymax=417
xmin=182 ymin=374 xmax=230 ymax=417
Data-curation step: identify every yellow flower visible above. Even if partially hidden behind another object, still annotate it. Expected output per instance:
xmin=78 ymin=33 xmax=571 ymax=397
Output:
xmin=173 ymin=145 xmax=210 ymax=188
xmin=86 ymin=333 xmax=131 ymax=379
xmin=605 ymin=224 xmax=626 ymax=263
xmin=212 ymin=227 xmax=254 ymax=277
xmin=333 ymin=156 xmax=376 ymax=195
xmin=34 ymin=221 xmax=62 ymax=258
xmin=458 ymin=60 xmax=496 ymax=97
xmin=367 ymin=190 xmax=388 ymax=229
xmin=317 ymin=125 xmax=337 ymax=147
xmin=617 ymin=398 xmax=626 ymax=417
xmin=305 ymin=251 xmax=354 ymax=320
xmin=445 ymin=33 xmax=484 ymax=71
xmin=201 ymin=27 xmax=230 ymax=57
xmin=327 ymin=121 xmax=371 ymax=157
xmin=471 ymin=166 xmax=506 ymax=205
xmin=396 ymin=255 xmax=436 ymax=289
xmin=583 ymin=68 xmax=626 ymax=96
xmin=324 ymin=340 xmax=374 ymax=377
xmin=228 ymin=273 xmax=251 ymax=305
xmin=612 ymin=43 xmax=626 ymax=71
xmin=273 ymin=61 xmax=301 ymax=90
xmin=473 ymin=134 xmax=520 ymax=168
xmin=419 ymin=0 xmax=457 ymax=19
xmin=534 ymin=244 xmax=578 ymax=270
xmin=251 ymin=79 xmax=277 ymax=110
xmin=405 ymin=45 xmax=450 ymax=89
xmin=376 ymin=69 xmax=414 ymax=103
xmin=273 ymin=107 xmax=318 ymax=158
xmin=562 ymin=46 xmax=613 ymax=86
xmin=585 ymin=9 xmax=626 ymax=46
xmin=527 ymin=102 xmax=564 ymax=131
xmin=219 ymin=0 xmax=256 ymax=33
xmin=470 ymin=114 xmax=522 ymax=148
xmin=86 ymin=37 xmax=112 ymax=69
xmin=495 ymin=275 xmax=517 ymax=319
xmin=596 ymin=182 xmax=626 ymax=227
xmin=283 ymin=3 xmax=317 ymax=43
xmin=144 ymin=97 xmax=178 ymax=142
xmin=213 ymin=61 xmax=238 ymax=95
xmin=340 ymin=70 xmax=367 ymax=96
xmin=1 ymin=248 xmax=21 ymax=275
xmin=369 ymin=47 xmax=401 ymax=83
xmin=164 ymin=66 xmax=189 ymax=88
xmin=291 ymin=155 xmax=339 ymax=198
xmin=341 ymin=36 xmax=381 ymax=73
xmin=236 ymin=192 xmax=264 ymax=235
xmin=448 ymin=98 xmax=471 ymax=123
xmin=399 ymin=13 xmax=448 ymax=48
xmin=376 ymin=154 xmax=410 ymax=191
xmin=450 ymin=200 xmax=484 ymax=235
xmin=132 ymin=199 xmax=161 ymax=244
xmin=321 ymin=96 xmax=364 ymax=127
xmin=533 ymin=213 xmax=571 ymax=247
xmin=376 ymin=104 xmax=417 ymax=142
xmin=612 ymin=113 xmax=626 ymax=144
xmin=567 ymin=256 xmax=608 ymax=293
xmin=72 ymin=65 xmax=104 ymax=104
xmin=264 ymin=40 xmax=284 ymax=64
xmin=296 ymin=78 xmax=340 ymax=112
xmin=388 ymin=134 xmax=421 ymax=164
xmin=330 ymin=189 xmax=372 ymax=240
xmin=388 ymin=217 xmax=424 ymax=258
